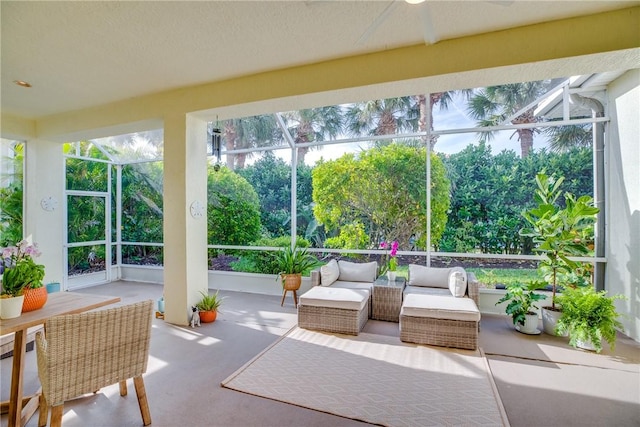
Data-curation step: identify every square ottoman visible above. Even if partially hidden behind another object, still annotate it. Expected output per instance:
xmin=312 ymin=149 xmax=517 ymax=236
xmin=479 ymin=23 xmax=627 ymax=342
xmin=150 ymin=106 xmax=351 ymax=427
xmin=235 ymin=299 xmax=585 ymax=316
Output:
xmin=400 ymin=294 xmax=480 ymax=350
xmin=298 ymin=287 xmax=369 ymax=335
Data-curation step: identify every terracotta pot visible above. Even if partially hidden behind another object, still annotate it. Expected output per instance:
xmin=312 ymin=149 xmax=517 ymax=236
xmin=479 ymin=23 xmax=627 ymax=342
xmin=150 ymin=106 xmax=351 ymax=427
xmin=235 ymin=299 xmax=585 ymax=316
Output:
xmin=199 ymin=310 xmax=217 ymax=323
xmin=281 ymin=273 xmax=302 ymax=291
xmin=22 ymin=286 xmax=48 ymax=313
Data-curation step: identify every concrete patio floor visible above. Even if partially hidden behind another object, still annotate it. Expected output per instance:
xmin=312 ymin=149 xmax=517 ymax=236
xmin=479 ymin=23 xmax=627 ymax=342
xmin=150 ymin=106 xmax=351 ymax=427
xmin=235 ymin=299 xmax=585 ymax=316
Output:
xmin=2 ymin=280 xmax=638 ymax=427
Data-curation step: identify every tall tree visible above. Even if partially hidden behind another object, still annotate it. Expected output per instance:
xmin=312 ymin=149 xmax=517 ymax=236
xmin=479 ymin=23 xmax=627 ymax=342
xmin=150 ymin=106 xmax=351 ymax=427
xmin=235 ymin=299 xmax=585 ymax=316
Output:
xmin=312 ymin=144 xmax=450 ymax=250
xmin=345 ymin=97 xmax=417 ymax=137
xmin=467 ymin=81 xmax=551 ymax=158
xmin=281 ymin=106 xmax=343 ymax=165
xmin=219 ymin=116 xmax=282 ymax=170
xmin=415 ymin=92 xmax=459 ymax=148
xmin=544 ymin=124 xmax=592 ymax=153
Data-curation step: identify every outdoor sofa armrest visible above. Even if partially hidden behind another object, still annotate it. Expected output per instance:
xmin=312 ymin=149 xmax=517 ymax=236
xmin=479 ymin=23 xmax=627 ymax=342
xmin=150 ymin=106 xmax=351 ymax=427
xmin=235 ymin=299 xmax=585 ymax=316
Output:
xmin=311 ymin=269 xmax=321 ymax=287
xmin=466 ymin=272 xmax=479 ymax=306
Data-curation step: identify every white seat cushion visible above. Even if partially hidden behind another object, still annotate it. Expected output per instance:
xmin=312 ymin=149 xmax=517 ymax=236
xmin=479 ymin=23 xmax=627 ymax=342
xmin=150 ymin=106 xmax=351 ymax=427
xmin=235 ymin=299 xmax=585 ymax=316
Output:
xmin=401 ymin=294 xmax=480 ymax=322
xmin=299 ymin=286 xmax=369 ymax=311
xmin=404 ymin=285 xmax=451 ymax=298
xmin=331 ymin=280 xmax=374 ymax=293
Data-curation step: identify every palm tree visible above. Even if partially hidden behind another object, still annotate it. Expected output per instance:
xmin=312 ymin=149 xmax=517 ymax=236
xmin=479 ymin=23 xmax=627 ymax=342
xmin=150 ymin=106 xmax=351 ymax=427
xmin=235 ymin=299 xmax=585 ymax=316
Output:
xmin=467 ymin=81 xmax=551 ymax=158
xmin=219 ymin=116 xmax=282 ymax=170
xmin=345 ymin=97 xmax=417 ymax=137
xmin=282 ymin=106 xmax=343 ymax=165
xmin=544 ymin=124 xmax=592 ymax=153
xmin=415 ymin=92 xmax=461 ymax=149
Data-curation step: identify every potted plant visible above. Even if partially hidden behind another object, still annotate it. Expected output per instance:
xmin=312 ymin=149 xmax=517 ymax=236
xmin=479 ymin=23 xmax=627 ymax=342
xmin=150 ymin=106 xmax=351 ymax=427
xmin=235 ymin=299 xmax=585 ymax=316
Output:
xmin=273 ymin=244 xmax=320 ymax=291
xmin=520 ymin=172 xmax=599 ymax=335
xmin=555 ymin=286 xmax=624 ymax=352
xmin=1 ymin=239 xmax=46 ymax=319
xmin=496 ymin=281 xmax=547 ymax=334
xmin=379 ymin=240 xmax=399 ymax=281
xmin=196 ymin=290 xmax=224 ymax=323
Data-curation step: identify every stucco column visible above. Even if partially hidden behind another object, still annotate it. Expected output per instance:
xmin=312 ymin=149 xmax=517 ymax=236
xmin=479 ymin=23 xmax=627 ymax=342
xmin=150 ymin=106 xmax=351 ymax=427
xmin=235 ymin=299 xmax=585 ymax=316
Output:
xmin=23 ymin=139 xmax=64 ymax=286
xmin=163 ymin=113 xmax=209 ymax=325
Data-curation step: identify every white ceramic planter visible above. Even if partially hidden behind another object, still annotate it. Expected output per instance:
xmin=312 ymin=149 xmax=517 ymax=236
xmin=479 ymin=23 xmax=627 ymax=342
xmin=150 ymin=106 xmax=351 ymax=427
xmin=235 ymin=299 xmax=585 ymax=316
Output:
xmin=0 ymin=295 xmax=25 ymax=319
xmin=387 ymin=271 xmax=397 ymax=281
xmin=542 ymin=307 xmax=568 ymax=336
xmin=517 ymin=313 xmax=541 ymax=334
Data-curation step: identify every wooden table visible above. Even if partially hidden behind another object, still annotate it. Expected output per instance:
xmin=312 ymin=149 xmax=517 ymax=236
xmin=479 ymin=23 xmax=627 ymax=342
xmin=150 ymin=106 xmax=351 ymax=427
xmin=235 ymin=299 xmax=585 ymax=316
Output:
xmin=372 ymin=276 xmax=406 ymax=322
xmin=0 ymin=292 xmax=121 ymax=427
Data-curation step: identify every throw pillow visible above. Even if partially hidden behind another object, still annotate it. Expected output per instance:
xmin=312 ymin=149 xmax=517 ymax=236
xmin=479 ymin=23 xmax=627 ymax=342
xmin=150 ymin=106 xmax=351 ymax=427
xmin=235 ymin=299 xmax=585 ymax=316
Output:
xmin=407 ymin=264 xmax=450 ymax=288
xmin=320 ymin=259 xmax=340 ymax=286
xmin=337 ymin=260 xmax=378 ymax=282
xmin=448 ymin=267 xmax=468 ymax=297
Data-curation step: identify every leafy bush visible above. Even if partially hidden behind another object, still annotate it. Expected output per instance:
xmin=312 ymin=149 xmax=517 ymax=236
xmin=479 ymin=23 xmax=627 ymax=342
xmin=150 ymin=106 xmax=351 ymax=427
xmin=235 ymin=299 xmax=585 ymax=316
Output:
xmin=556 ymin=286 xmax=624 ymax=352
xmin=312 ymin=144 xmax=449 ymax=250
xmin=230 ymin=236 xmax=311 ymax=274
xmin=208 ymin=167 xmax=262 ymax=245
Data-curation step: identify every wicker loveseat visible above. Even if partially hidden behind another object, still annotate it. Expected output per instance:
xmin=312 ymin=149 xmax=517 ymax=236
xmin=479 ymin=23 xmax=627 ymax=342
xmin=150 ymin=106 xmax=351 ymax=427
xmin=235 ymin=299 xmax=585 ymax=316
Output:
xmin=299 ymin=260 xmax=378 ymax=335
xmin=400 ymin=265 xmax=481 ymax=350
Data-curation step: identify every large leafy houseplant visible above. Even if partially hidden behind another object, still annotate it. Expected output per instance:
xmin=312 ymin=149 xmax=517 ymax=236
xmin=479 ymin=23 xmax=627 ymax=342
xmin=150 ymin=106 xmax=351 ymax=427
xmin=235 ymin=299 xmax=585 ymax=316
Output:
xmin=273 ymin=245 xmax=319 ymax=276
xmin=1 ymin=239 xmax=45 ymax=298
xmin=273 ymin=244 xmax=320 ymax=292
xmin=496 ymin=281 xmax=547 ymax=328
xmin=555 ymin=286 xmax=624 ymax=353
xmin=520 ymin=173 xmax=598 ymax=317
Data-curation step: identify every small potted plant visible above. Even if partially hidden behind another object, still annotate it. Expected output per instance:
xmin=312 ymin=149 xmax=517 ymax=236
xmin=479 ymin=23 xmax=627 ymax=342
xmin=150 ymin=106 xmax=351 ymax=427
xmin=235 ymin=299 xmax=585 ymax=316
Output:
xmin=555 ymin=286 xmax=624 ymax=352
xmin=273 ymin=244 xmax=320 ymax=292
xmin=196 ymin=290 xmax=224 ymax=323
xmin=496 ymin=281 xmax=547 ymax=334
xmin=379 ymin=240 xmax=399 ymax=281
xmin=1 ymin=239 xmax=46 ymax=319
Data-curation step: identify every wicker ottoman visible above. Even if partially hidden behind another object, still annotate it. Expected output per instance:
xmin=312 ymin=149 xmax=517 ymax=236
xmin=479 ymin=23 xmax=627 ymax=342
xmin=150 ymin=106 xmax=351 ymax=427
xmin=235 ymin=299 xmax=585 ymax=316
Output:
xmin=400 ymin=294 xmax=480 ymax=350
xmin=298 ymin=287 xmax=369 ymax=335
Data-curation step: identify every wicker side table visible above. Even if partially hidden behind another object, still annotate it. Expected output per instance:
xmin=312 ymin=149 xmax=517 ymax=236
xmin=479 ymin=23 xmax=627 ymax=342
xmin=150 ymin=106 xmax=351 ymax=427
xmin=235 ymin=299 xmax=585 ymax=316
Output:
xmin=372 ymin=276 xmax=406 ymax=322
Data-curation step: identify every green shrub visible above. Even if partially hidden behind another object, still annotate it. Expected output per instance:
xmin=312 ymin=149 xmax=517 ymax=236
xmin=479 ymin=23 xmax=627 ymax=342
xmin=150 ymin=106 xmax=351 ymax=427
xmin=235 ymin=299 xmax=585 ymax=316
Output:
xmin=231 ymin=237 xmax=311 ymax=274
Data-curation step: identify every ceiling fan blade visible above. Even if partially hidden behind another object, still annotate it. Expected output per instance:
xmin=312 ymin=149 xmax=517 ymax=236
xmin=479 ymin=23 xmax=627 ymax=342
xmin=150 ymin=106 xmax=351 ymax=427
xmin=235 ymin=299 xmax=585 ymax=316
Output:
xmin=419 ymin=2 xmax=439 ymax=45
xmin=356 ymin=1 xmax=400 ymax=46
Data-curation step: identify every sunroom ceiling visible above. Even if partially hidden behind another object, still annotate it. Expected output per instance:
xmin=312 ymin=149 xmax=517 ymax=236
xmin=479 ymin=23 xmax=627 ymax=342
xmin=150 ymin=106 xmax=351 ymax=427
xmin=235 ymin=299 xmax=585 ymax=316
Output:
xmin=1 ymin=1 xmax=637 ymax=120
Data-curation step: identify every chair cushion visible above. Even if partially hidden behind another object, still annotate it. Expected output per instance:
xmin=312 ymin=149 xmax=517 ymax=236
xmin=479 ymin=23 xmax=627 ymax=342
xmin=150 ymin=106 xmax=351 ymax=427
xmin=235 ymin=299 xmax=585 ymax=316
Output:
xmin=448 ymin=267 xmax=468 ymax=297
xmin=331 ymin=280 xmax=373 ymax=294
xmin=407 ymin=265 xmax=450 ymax=289
xmin=338 ymin=260 xmax=377 ymax=283
xmin=320 ymin=259 xmax=340 ymax=286
xmin=299 ymin=286 xmax=369 ymax=310
xmin=404 ymin=285 xmax=451 ymax=298
xmin=401 ymin=294 xmax=480 ymax=322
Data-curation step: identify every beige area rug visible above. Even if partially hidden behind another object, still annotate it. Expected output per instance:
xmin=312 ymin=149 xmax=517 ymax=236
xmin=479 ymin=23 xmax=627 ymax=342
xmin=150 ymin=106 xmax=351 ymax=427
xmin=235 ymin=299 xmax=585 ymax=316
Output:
xmin=222 ymin=327 xmax=509 ymax=427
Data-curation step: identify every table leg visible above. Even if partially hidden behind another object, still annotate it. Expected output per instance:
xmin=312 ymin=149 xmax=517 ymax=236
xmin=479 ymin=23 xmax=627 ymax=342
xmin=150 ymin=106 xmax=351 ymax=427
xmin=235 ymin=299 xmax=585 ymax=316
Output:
xmin=8 ymin=329 xmax=27 ymax=427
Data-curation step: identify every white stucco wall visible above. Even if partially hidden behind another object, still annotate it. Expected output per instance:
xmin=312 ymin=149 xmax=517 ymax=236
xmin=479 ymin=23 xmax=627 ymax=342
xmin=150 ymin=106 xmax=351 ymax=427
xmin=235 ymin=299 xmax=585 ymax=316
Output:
xmin=606 ymin=69 xmax=640 ymax=342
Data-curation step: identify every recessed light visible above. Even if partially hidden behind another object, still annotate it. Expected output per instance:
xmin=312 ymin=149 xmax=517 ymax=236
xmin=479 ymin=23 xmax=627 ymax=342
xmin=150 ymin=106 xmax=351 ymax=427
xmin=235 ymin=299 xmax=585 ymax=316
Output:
xmin=14 ymin=80 xmax=32 ymax=88
xmin=406 ymin=0 xmax=426 ymax=4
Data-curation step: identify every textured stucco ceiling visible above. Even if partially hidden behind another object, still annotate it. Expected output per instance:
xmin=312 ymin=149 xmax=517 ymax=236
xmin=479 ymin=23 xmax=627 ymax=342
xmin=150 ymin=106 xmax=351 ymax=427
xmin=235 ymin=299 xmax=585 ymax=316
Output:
xmin=1 ymin=0 xmax=637 ymax=119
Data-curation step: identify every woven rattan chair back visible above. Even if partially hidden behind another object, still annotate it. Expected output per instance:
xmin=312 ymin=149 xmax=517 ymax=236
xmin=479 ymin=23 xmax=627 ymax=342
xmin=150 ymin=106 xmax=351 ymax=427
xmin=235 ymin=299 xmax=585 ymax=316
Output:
xmin=35 ymin=299 xmax=154 ymax=427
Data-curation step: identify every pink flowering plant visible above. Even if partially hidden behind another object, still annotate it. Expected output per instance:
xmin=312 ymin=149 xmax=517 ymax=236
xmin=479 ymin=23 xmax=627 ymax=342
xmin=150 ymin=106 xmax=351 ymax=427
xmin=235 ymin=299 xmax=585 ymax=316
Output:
xmin=1 ymin=239 xmax=45 ymax=297
xmin=379 ymin=240 xmax=399 ymax=275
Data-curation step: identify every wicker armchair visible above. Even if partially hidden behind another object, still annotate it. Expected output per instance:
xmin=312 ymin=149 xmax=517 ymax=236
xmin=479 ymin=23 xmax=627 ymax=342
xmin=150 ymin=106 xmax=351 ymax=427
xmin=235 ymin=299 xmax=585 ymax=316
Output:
xmin=35 ymin=300 xmax=154 ymax=427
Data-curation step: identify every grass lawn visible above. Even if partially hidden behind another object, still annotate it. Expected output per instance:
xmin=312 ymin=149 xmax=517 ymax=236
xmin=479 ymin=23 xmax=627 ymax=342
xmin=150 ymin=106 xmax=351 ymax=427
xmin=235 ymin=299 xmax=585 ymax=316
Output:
xmin=386 ymin=266 xmax=543 ymax=288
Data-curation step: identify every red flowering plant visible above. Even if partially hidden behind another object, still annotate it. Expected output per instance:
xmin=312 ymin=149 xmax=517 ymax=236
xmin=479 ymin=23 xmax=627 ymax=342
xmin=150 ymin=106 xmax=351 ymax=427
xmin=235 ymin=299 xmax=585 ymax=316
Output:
xmin=1 ymin=239 xmax=45 ymax=298
xmin=379 ymin=240 xmax=399 ymax=276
